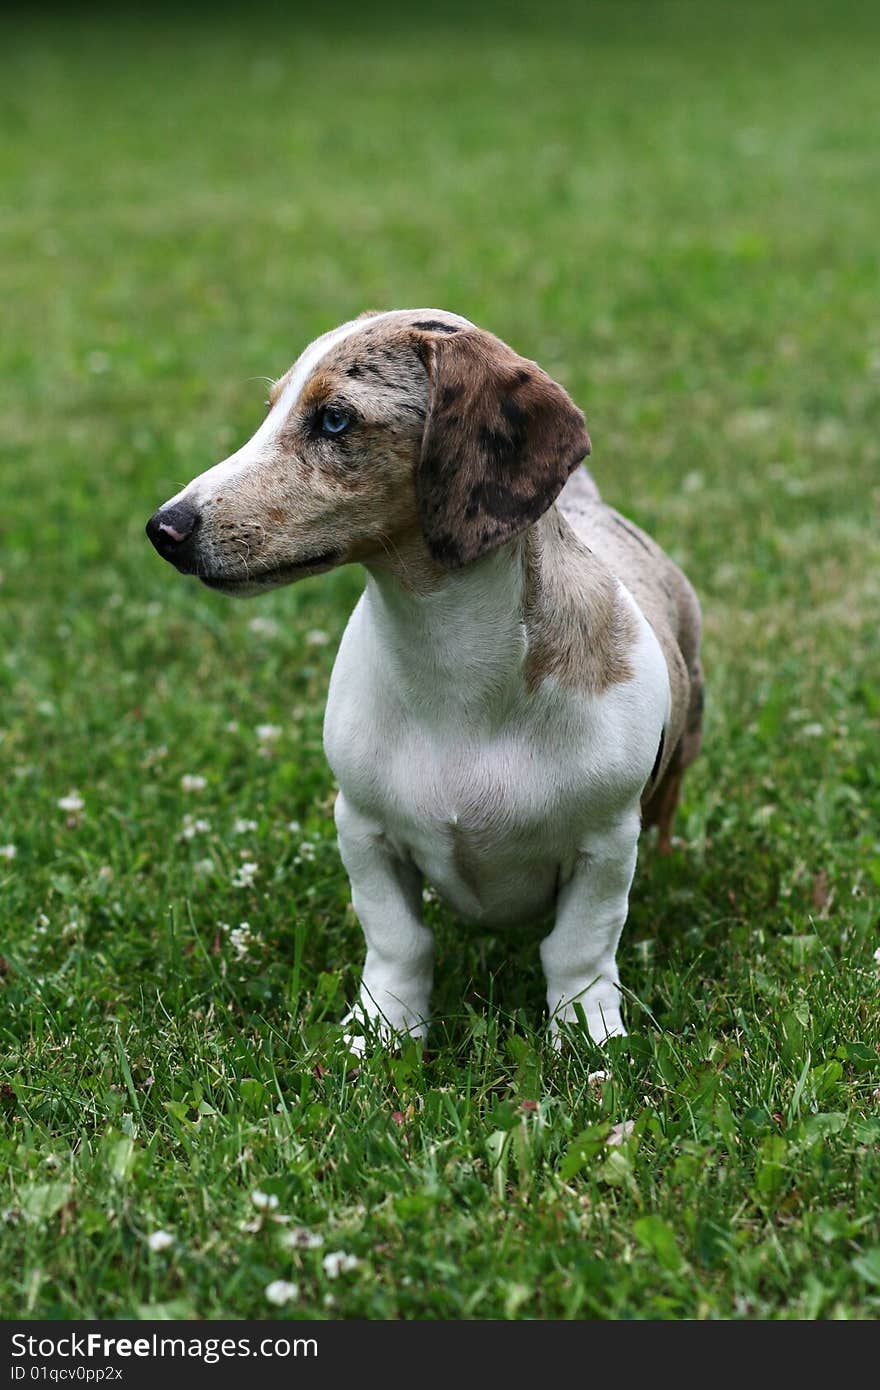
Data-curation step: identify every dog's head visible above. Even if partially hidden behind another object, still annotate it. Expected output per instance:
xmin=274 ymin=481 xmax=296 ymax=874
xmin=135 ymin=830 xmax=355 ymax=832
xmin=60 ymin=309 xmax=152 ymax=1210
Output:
xmin=146 ymin=309 xmax=590 ymax=594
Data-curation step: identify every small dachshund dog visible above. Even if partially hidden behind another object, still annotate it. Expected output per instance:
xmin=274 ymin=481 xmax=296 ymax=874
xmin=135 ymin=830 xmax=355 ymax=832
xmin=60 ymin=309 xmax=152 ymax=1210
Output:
xmin=147 ymin=309 xmax=702 ymax=1050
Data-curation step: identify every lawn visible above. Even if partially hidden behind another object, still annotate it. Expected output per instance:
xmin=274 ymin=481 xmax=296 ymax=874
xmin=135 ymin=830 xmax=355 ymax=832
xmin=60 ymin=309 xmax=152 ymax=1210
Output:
xmin=1 ymin=0 xmax=879 ymax=1320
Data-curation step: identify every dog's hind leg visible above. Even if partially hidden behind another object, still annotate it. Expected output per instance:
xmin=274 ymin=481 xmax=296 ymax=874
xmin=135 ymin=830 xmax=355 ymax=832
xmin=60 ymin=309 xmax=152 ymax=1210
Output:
xmin=642 ymin=658 xmax=703 ymax=853
xmin=644 ymin=762 xmax=684 ymax=854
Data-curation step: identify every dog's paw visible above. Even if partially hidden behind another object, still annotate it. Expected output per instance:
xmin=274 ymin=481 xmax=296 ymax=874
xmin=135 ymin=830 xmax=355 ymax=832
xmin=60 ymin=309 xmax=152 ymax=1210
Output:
xmin=548 ymin=1006 xmax=627 ymax=1052
xmin=340 ymin=1008 xmax=429 ymax=1057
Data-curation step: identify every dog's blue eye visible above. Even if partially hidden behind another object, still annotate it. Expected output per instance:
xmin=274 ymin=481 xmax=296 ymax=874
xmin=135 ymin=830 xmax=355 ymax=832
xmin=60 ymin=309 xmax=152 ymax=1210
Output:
xmin=320 ymin=406 xmax=351 ymax=436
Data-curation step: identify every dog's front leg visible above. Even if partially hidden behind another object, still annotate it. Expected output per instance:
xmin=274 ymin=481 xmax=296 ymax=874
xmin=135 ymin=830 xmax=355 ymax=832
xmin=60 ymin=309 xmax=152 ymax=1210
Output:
xmin=540 ymin=812 xmax=641 ymax=1045
xmin=334 ymin=793 xmax=434 ymax=1054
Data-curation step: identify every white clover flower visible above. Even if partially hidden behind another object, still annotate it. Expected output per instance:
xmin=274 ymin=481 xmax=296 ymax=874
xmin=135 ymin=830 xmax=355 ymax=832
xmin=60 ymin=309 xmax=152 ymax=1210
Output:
xmin=587 ymin=1070 xmax=608 ymax=1086
xmin=233 ymin=818 xmax=258 ymax=835
xmin=265 ymin=1280 xmax=298 ymax=1306
xmin=180 ymin=774 xmax=207 ymax=792
xmin=297 ymin=842 xmax=316 ymax=863
xmin=180 ymin=814 xmax=211 ymax=841
xmin=305 ymin=629 xmax=330 ymax=647
xmin=322 ymin=1250 xmax=359 ymax=1278
xmin=229 ymin=926 xmax=251 ymax=959
xmin=287 ymin=820 xmax=301 ymax=835
xmin=255 ymin=724 xmax=282 ymax=743
xmin=57 ymin=791 xmax=84 ymax=813
xmin=251 ymin=1190 xmax=279 ymax=1211
xmin=232 ymin=861 xmax=259 ymax=889
xmin=224 ymin=720 xmax=239 ymax=734
xmin=229 ymin=923 xmax=262 ymax=961
xmin=249 ymin=617 xmax=279 ymax=638
xmin=0 ymin=844 xmax=17 ymax=861
xmin=873 ymin=947 xmax=880 ymax=965
xmin=193 ymin=858 xmax=214 ymax=876
xmin=282 ymin=1227 xmax=324 ymax=1250
xmin=147 ymin=1230 xmax=174 ymax=1252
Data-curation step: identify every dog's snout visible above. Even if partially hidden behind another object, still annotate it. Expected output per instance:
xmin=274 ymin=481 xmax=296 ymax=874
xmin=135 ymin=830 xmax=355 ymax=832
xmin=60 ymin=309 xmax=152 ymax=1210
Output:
xmin=146 ymin=501 xmax=200 ymax=570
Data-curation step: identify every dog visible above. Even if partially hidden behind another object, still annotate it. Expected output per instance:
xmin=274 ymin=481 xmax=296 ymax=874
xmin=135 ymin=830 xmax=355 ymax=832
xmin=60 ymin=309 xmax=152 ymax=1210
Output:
xmin=147 ymin=308 xmax=703 ymax=1049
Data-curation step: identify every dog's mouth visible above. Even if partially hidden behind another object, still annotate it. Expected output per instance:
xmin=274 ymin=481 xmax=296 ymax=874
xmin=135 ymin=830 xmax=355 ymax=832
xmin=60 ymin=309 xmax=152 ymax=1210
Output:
xmin=199 ymin=549 xmax=340 ymax=594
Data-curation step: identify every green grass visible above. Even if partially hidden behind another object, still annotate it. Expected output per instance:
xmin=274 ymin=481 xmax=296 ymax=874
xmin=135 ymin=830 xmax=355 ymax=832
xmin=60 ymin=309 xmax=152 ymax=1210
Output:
xmin=2 ymin=0 xmax=879 ymax=1320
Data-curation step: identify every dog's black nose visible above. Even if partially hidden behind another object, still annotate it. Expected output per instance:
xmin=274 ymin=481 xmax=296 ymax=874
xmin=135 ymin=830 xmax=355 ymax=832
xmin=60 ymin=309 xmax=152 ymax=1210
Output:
xmin=146 ymin=501 xmax=200 ymax=570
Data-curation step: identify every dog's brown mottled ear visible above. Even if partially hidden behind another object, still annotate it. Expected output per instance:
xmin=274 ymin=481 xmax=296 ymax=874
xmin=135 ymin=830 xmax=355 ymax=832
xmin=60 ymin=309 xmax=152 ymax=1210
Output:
xmin=414 ymin=328 xmax=591 ymax=568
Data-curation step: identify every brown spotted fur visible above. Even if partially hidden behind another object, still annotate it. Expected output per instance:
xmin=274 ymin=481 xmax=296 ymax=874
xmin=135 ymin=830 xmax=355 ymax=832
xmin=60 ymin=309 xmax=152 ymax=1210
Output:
xmin=415 ymin=328 xmax=592 ymax=569
xmin=521 ymin=509 xmax=637 ymax=696
xmin=556 ymin=468 xmax=704 ymax=847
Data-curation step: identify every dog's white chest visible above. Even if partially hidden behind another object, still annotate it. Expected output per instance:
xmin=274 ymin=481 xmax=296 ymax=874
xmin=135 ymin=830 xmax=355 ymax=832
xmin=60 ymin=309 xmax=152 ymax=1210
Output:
xmin=326 ymin=624 xmax=660 ymax=928
xmin=375 ymin=728 xmax=580 ymax=923
xmin=324 ymin=569 xmax=669 ymax=927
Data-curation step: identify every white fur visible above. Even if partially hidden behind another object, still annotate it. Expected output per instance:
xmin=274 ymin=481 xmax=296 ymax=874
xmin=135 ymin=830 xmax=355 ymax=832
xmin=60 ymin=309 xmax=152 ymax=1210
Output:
xmin=324 ymin=548 xmax=670 ymax=1050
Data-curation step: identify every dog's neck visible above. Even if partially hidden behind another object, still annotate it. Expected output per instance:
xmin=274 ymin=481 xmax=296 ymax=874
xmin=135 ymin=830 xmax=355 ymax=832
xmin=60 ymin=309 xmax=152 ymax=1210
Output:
xmin=362 ymin=506 xmax=620 ymax=727
xmin=363 ymin=534 xmax=528 ymax=727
